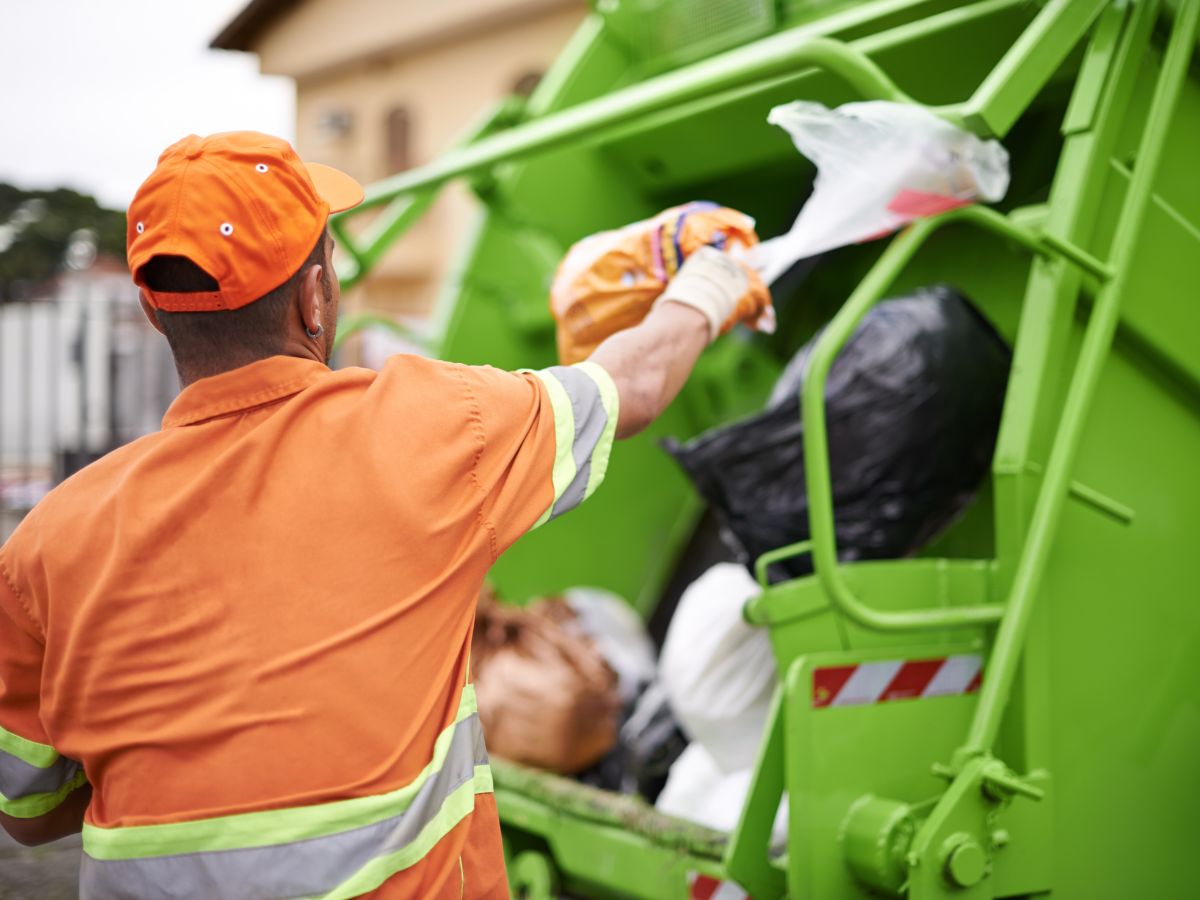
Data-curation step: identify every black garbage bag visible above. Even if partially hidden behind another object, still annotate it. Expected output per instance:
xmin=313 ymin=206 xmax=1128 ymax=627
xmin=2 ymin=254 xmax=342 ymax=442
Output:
xmin=576 ymin=681 xmax=688 ymax=802
xmin=666 ymin=285 xmax=1009 ymax=581
xmin=619 ymin=681 xmax=688 ymax=802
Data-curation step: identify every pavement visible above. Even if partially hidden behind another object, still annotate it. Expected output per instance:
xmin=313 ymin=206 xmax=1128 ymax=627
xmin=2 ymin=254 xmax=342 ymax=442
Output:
xmin=0 ymin=829 xmax=82 ymax=899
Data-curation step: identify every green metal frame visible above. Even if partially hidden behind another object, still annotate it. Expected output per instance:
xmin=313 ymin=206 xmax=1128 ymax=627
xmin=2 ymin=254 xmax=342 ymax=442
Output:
xmin=329 ymin=96 xmax=528 ymax=293
xmin=329 ymin=0 xmax=1107 ymax=293
xmin=798 ymin=203 xmax=1110 ymax=637
xmin=768 ymin=5 xmax=1198 ymax=894
xmin=322 ymin=0 xmax=1200 ymax=896
xmin=957 ymin=0 xmax=1198 ymax=757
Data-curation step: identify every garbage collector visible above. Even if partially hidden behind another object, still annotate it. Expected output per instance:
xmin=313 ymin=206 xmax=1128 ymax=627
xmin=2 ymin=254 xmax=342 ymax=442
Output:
xmin=0 ymin=132 xmax=769 ymax=898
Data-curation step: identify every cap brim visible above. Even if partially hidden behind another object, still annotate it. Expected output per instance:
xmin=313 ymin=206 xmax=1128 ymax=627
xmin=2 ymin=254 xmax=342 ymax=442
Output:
xmin=306 ymin=162 xmax=364 ymax=214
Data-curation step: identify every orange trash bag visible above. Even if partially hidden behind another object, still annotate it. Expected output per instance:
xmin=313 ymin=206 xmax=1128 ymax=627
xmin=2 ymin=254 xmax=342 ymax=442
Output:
xmin=550 ymin=202 xmax=776 ymax=364
xmin=472 ymin=590 xmax=620 ymax=774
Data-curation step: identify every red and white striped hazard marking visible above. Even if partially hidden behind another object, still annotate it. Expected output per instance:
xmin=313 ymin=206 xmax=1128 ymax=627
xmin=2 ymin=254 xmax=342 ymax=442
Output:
xmin=812 ymin=654 xmax=982 ymax=708
xmin=688 ymin=872 xmax=750 ymax=900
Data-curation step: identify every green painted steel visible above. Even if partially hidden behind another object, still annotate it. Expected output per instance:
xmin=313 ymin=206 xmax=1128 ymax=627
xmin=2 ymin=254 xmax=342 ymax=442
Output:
xmin=798 ymin=203 xmax=1113 ymax=635
xmin=333 ymin=0 xmax=1200 ymax=896
xmin=961 ymin=0 xmax=1198 ymax=759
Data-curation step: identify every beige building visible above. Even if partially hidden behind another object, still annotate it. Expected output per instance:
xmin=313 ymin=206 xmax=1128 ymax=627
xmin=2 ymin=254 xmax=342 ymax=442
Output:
xmin=213 ymin=0 xmax=586 ymax=325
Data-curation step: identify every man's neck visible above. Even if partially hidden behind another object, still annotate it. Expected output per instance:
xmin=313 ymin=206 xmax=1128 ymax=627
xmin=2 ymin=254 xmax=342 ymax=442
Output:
xmin=174 ymin=348 xmax=326 ymax=389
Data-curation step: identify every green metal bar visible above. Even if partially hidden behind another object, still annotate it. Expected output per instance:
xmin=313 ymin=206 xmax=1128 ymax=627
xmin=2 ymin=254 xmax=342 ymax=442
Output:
xmin=800 ymin=215 xmax=1001 ymax=632
xmin=336 ymin=192 xmax=437 ymax=291
xmin=333 ymin=96 xmax=527 ymax=288
xmin=961 ymin=0 xmax=1199 ymax=755
xmin=571 ymin=0 xmax=1026 ymax=154
xmin=331 ymin=0 xmax=1111 ymax=288
xmin=332 ymin=312 xmax=429 ymax=354
xmin=328 ymin=215 xmax=366 ymax=281
xmin=1059 ymin=0 xmax=1127 ymax=136
xmin=1038 ymin=231 xmax=1115 ymax=281
xmin=723 ymin=686 xmax=787 ymax=899
xmin=1062 ymin=478 xmax=1135 ymax=525
xmin=754 ymin=541 xmax=813 ymax=589
xmin=1010 ymin=460 xmax=1137 ymax=526
xmin=344 ymin=36 xmax=912 ymax=216
xmin=949 ymin=0 xmax=1109 ymax=137
xmin=799 ymin=203 xmax=1112 ymax=633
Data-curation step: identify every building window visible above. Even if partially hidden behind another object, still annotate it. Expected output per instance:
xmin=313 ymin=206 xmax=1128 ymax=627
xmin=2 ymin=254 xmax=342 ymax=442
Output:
xmin=316 ymin=108 xmax=354 ymax=142
xmin=385 ymin=107 xmax=411 ymax=174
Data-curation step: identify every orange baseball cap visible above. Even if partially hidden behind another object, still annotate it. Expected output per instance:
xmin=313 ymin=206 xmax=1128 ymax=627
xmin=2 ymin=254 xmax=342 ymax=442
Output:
xmin=127 ymin=131 xmax=363 ymax=312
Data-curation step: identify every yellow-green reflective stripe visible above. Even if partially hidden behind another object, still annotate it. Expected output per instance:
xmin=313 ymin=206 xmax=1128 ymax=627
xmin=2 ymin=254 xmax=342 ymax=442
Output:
xmin=574 ymin=361 xmax=619 ymax=500
xmin=1 ymin=742 xmax=81 ymax=807
xmin=79 ymin=726 xmax=489 ymax=898
xmin=79 ymin=733 xmax=489 ymax=898
xmin=83 ymin=685 xmax=478 ymax=860
xmin=314 ymin=765 xmax=492 ymax=900
xmin=0 ymin=723 xmax=60 ymax=768
xmin=0 ymin=768 xmax=87 ymax=819
xmin=528 ymin=369 xmax=577 ymax=529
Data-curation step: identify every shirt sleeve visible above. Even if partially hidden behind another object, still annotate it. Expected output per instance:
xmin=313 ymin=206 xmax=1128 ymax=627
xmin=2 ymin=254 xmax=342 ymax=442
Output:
xmin=463 ymin=361 xmax=620 ymax=556
xmin=0 ymin=550 xmax=85 ymax=819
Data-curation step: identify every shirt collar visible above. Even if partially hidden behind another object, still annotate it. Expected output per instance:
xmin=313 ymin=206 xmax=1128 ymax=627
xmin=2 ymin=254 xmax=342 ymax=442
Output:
xmin=162 ymin=356 xmax=330 ymax=428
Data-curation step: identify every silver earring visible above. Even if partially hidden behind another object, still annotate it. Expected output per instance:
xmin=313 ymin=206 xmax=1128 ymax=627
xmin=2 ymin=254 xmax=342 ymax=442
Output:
xmin=306 ymin=323 xmax=324 ymax=339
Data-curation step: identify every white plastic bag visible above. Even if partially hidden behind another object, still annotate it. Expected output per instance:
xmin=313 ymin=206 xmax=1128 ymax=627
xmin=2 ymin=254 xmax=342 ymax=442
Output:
xmin=655 ymin=743 xmax=788 ymax=841
xmin=659 ymin=563 xmax=775 ymax=773
xmin=564 ymin=587 xmax=657 ymax=706
xmin=750 ymin=100 xmax=1010 ymax=283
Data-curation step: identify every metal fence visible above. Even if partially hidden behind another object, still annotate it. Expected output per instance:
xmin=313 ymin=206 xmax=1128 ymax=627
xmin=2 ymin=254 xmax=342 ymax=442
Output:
xmin=0 ymin=271 xmax=176 ymax=540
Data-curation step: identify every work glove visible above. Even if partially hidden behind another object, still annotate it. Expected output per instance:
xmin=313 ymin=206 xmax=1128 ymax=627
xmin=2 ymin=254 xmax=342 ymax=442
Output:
xmin=655 ymin=245 xmax=774 ymax=342
xmin=549 ymin=204 xmax=776 ymax=363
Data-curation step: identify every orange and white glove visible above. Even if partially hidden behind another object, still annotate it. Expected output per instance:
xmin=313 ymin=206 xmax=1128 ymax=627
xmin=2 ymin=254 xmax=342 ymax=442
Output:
xmin=654 ymin=246 xmax=774 ymax=342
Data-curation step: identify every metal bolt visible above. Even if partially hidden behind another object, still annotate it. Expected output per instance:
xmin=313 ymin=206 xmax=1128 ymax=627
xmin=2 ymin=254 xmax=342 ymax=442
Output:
xmin=990 ymin=828 xmax=1010 ymax=849
xmin=945 ymin=839 xmax=988 ymax=888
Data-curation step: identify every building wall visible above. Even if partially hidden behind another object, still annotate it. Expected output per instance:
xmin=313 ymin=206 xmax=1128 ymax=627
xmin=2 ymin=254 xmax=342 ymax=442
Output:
xmin=252 ymin=0 xmax=581 ymax=83
xmin=249 ymin=0 xmax=587 ymax=322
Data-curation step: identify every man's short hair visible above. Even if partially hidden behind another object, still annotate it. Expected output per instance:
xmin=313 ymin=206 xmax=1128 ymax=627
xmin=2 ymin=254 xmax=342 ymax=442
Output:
xmin=139 ymin=231 xmax=329 ymax=367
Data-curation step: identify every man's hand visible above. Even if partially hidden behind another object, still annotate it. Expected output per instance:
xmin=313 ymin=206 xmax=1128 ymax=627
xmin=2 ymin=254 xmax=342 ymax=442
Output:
xmin=589 ymin=248 xmax=768 ymax=438
xmin=0 ymin=782 xmax=91 ymax=847
xmin=655 ymin=246 xmax=771 ymax=338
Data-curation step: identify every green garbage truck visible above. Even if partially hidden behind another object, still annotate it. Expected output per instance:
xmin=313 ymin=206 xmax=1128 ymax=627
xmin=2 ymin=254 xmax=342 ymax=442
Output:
xmin=329 ymin=1 xmax=1200 ymax=896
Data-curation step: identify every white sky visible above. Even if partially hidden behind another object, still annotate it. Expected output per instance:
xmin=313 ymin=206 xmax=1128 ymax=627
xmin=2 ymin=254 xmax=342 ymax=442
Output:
xmin=0 ymin=0 xmax=294 ymax=211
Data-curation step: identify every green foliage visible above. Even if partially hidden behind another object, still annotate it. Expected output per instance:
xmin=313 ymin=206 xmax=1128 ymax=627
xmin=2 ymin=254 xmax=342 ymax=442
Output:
xmin=0 ymin=183 xmax=126 ymax=300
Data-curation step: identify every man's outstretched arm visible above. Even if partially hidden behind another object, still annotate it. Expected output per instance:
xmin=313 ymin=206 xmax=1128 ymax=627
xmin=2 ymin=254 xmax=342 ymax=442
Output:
xmin=589 ymin=247 xmax=756 ymax=438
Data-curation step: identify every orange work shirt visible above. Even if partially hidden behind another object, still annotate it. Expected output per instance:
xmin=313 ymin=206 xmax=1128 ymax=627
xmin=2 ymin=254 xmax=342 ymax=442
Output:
xmin=0 ymin=353 xmax=618 ymax=898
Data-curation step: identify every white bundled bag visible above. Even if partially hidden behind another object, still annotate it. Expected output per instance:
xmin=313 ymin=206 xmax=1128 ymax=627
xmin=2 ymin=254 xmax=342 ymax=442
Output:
xmin=656 ymin=567 xmax=787 ymax=837
xmin=658 ymin=563 xmax=775 ymax=773
xmin=655 ymin=743 xmax=788 ymax=841
xmin=750 ymin=100 xmax=1011 ymax=283
xmin=563 ymin=587 xmax=657 ymax=706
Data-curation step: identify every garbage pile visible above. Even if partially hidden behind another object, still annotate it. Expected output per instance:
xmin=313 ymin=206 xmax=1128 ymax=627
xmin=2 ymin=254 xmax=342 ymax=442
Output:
xmin=667 ymin=285 xmax=1011 ymax=579
xmin=473 ymin=96 xmax=1012 ymax=833
xmin=471 ymin=589 xmax=626 ymax=774
xmin=474 ymin=283 xmax=1009 ymax=834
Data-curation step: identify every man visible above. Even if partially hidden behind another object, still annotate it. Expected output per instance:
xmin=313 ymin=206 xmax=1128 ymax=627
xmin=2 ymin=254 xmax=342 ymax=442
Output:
xmin=0 ymin=132 xmax=767 ymax=898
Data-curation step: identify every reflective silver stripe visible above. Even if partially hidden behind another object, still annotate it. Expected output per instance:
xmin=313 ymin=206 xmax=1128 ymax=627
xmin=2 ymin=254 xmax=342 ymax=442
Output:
xmin=0 ymin=748 xmax=81 ymax=803
xmin=540 ymin=365 xmax=610 ymax=520
xmin=80 ymin=713 xmax=489 ymax=900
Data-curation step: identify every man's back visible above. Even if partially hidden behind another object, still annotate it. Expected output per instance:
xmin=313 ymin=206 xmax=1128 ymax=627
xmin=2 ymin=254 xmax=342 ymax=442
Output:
xmin=1 ymin=353 xmax=579 ymax=897
xmin=0 ymin=129 xmax=763 ymax=898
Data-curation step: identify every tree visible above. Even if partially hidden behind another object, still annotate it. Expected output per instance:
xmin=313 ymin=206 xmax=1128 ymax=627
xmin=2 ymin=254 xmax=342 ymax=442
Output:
xmin=0 ymin=183 xmax=126 ymax=300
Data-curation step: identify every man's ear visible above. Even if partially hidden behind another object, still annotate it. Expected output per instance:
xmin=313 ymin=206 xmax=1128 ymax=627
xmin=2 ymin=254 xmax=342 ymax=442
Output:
xmin=138 ymin=291 xmax=166 ymax=336
xmin=299 ymin=263 xmax=325 ymax=336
